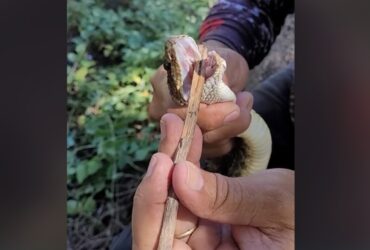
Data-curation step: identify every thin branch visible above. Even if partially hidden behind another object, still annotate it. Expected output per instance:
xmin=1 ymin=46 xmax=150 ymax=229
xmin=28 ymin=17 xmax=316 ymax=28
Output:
xmin=157 ymin=47 xmax=208 ymax=250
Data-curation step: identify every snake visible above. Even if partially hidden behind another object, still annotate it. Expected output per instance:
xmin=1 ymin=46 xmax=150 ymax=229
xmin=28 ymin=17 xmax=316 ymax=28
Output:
xmin=163 ymin=35 xmax=272 ymax=176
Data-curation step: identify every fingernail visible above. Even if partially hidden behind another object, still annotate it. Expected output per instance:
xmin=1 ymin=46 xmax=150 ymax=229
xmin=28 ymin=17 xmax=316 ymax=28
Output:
xmin=223 ymin=110 xmax=239 ymax=124
xmin=145 ymin=156 xmax=157 ymax=178
xmin=183 ymin=162 xmax=204 ymax=191
xmin=160 ymin=119 xmax=166 ymax=140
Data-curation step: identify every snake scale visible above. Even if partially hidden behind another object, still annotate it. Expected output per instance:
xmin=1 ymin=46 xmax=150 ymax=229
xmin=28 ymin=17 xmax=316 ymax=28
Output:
xmin=163 ymin=35 xmax=272 ymax=176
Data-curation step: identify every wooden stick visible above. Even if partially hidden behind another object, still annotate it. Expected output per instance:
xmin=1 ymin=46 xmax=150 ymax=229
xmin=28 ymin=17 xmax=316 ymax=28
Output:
xmin=157 ymin=47 xmax=208 ymax=250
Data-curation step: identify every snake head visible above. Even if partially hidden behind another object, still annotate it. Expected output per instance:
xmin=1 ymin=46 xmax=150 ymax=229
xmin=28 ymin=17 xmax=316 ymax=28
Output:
xmin=164 ymin=35 xmax=201 ymax=106
xmin=164 ymin=35 xmax=235 ymax=106
xmin=163 ymin=35 xmax=272 ymax=177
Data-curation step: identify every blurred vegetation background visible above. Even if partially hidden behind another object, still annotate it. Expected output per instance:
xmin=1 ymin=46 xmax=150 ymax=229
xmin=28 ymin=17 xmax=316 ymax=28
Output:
xmin=67 ymin=0 xmax=210 ymax=248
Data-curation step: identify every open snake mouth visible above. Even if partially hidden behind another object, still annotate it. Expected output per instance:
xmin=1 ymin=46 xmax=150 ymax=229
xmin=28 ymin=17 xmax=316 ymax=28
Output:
xmin=176 ymin=44 xmax=196 ymax=100
xmin=179 ymin=52 xmax=220 ymax=100
xmin=164 ymin=36 xmax=220 ymax=103
xmin=168 ymin=36 xmax=199 ymax=101
xmin=164 ymin=35 xmax=233 ymax=105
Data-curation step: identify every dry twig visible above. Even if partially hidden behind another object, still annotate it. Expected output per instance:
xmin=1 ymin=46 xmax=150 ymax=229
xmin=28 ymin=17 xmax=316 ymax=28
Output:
xmin=157 ymin=47 xmax=208 ymax=249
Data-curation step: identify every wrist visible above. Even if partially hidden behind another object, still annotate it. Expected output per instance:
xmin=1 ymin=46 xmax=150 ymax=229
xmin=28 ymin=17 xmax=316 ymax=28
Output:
xmin=203 ymin=40 xmax=230 ymax=50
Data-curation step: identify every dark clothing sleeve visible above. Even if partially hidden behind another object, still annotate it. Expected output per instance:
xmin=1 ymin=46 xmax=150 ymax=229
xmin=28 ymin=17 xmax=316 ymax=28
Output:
xmin=199 ymin=0 xmax=294 ymax=69
xmin=110 ymin=224 xmax=132 ymax=250
xmin=252 ymin=63 xmax=295 ymax=170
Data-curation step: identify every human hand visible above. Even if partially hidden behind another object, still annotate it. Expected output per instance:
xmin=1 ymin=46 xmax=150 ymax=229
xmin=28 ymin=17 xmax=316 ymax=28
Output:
xmin=148 ymin=40 xmax=250 ymax=157
xmin=132 ymin=113 xmax=295 ymax=249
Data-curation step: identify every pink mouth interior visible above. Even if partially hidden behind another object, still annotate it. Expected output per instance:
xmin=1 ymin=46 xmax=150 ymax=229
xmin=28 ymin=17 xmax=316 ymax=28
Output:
xmin=204 ymin=52 xmax=217 ymax=79
xmin=174 ymin=40 xmax=217 ymax=100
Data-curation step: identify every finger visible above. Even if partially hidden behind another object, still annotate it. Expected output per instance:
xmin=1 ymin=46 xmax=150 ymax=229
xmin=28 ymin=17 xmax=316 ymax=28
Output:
xmin=168 ymin=91 xmax=252 ymax=133
xmin=231 ymin=225 xmax=294 ymax=250
xmin=150 ymin=65 xmax=170 ymax=98
xmin=216 ymin=224 xmax=239 ymax=250
xmin=201 ymin=92 xmax=253 ymax=157
xmin=148 ymin=66 xmax=176 ymax=121
xmin=172 ymin=240 xmax=192 ymax=250
xmin=168 ymin=102 xmax=240 ymax=132
xmin=175 ymin=205 xmax=198 ymax=243
xmin=187 ymin=220 xmax=221 ymax=249
xmin=132 ymin=153 xmax=174 ymax=249
xmin=202 ymin=104 xmax=250 ymax=144
xmin=236 ymin=91 xmax=253 ymax=112
xmin=172 ymin=162 xmax=295 ymax=229
xmin=202 ymin=139 xmax=232 ymax=158
xmin=203 ymin=91 xmax=253 ymax=144
xmin=157 ymin=113 xmax=202 ymax=240
xmin=158 ymin=113 xmax=203 ymax=164
xmin=148 ymin=95 xmax=165 ymax=121
xmin=150 ymin=65 xmax=167 ymax=86
xmin=230 ymin=91 xmax=253 ymax=119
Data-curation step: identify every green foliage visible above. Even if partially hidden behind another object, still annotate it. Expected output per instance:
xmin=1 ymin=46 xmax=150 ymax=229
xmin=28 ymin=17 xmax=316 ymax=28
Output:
xmin=67 ymin=0 xmax=208 ymax=216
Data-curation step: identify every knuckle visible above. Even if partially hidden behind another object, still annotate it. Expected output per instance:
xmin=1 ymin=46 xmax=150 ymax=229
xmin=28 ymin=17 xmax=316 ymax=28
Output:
xmin=245 ymin=91 xmax=254 ymax=109
xmin=207 ymin=174 xmax=231 ymax=218
xmin=203 ymin=132 xmax=214 ymax=144
xmin=169 ymin=108 xmax=187 ymax=120
xmin=206 ymin=175 xmax=245 ymax=221
xmin=199 ymin=108 xmax=224 ymax=131
xmin=148 ymin=103 xmax=161 ymax=120
xmin=231 ymin=179 xmax=246 ymax=215
xmin=200 ymin=117 xmax=219 ymax=131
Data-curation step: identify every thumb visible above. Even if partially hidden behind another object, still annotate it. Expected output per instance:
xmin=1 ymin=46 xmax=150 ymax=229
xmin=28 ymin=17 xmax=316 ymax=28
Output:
xmin=172 ymin=161 xmax=294 ymax=229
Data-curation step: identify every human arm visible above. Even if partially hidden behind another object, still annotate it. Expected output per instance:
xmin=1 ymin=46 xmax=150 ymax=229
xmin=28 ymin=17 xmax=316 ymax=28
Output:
xmin=199 ymin=0 xmax=294 ymax=69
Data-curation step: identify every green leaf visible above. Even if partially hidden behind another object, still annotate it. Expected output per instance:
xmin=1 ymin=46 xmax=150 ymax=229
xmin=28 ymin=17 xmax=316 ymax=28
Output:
xmin=67 ymin=52 xmax=76 ymax=63
xmin=95 ymin=181 xmax=106 ymax=193
xmin=67 ymin=134 xmax=75 ymax=148
xmin=135 ymin=148 xmax=148 ymax=161
xmin=76 ymin=163 xmax=87 ymax=184
xmin=75 ymin=67 xmax=88 ymax=81
xmin=67 ymin=200 xmax=79 ymax=215
xmin=129 ymin=141 xmax=139 ymax=153
xmin=82 ymin=196 xmax=96 ymax=214
xmin=87 ymin=160 xmax=101 ymax=176
xmin=105 ymin=189 xmax=113 ymax=199
xmin=76 ymin=159 xmax=101 ymax=184
xmin=106 ymin=164 xmax=114 ymax=180
xmin=75 ymin=43 xmax=86 ymax=54
xmin=67 ymin=166 xmax=76 ymax=176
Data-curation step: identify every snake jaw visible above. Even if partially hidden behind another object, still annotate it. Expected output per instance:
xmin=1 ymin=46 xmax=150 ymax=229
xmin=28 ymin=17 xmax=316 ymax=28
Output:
xmin=164 ymin=35 xmax=201 ymax=105
xmin=202 ymin=51 xmax=236 ymax=104
xmin=164 ymin=36 xmax=236 ymax=105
